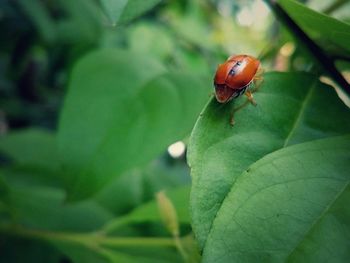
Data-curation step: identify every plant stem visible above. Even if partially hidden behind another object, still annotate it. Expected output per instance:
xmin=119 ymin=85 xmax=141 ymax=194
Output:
xmin=264 ymin=0 xmax=350 ymax=96
xmin=332 ymin=54 xmax=350 ymax=62
xmin=8 ymin=225 xmax=95 ymax=246
xmin=1 ymin=224 xmax=177 ymax=248
xmin=323 ymin=0 xmax=350 ymax=14
xmin=100 ymin=216 xmax=131 ymax=234
xmin=99 ymin=236 xmax=176 ymax=247
xmin=174 ymin=234 xmax=188 ymax=261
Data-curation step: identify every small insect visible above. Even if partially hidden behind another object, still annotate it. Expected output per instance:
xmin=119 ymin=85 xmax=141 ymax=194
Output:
xmin=213 ymin=54 xmax=263 ymax=125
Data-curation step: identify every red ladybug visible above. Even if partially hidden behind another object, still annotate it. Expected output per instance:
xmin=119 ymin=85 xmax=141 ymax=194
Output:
xmin=214 ymin=54 xmax=262 ymax=104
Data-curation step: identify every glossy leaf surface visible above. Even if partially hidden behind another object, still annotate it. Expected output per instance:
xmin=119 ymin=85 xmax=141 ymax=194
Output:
xmin=188 ymin=72 xmax=350 ymax=252
xmin=203 ymin=135 xmax=350 ymax=262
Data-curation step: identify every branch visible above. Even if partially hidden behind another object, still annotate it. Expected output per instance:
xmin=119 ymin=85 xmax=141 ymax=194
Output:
xmin=332 ymin=54 xmax=350 ymax=62
xmin=264 ymin=0 xmax=350 ymax=96
xmin=323 ymin=0 xmax=350 ymax=15
xmin=2 ymin=225 xmax=177 ymax=248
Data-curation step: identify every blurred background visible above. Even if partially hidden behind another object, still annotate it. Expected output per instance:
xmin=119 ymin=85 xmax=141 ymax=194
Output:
xmin=1 ymin=0 xmax=348 ymax=132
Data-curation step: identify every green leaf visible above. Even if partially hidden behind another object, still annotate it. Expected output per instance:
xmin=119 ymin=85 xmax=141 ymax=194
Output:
xmin=279 ymin=0 xmax=350 ymax=55
xmin=58 ymin=49 xmax=209 ymax=200
xmin=100 ymin=0 xmax=162 ymax=25
xmin=121 ymin=185 xmax=191 ymax=224
xmin=188 ymin=72 xmax=350 ymax=250
xmin=17 ymin=0 xmax=56 ymax=43
xmin=202 ymin=135 xmax=350 ymax=262
xmin=11 ymin=188 xmax=113 ymax=232
xmin=55 ymin=0 xmax=102 ymax=45
xmin=128 ymin=23 xmax=174 ymax=60
xmin=96 ymin=157 xmax=190 ymax=216
xmin=102 ymin=186 xmax=190 ymax=233
xmin=100 ymin=0 xmax=128 ymax=25
xmin=2 ymin=168 xmax=113 ymax=231
xmin=0 ymin=128 xmax=60 ymax=172
xmin=96 ymin=170 xmax=144 ymax=216
xmin=53 ymin=242 xmax=108 ymax=263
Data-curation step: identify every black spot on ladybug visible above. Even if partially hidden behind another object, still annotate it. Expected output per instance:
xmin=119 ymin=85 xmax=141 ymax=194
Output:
xmin=229 ymin=61 xmax=242 ymax=76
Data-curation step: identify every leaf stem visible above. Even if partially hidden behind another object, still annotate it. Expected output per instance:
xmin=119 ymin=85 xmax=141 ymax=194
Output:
xmin=323 ymin=0 xmax=350 ymax=14
xmin=0 ymin=224 xmax=177 ymax=248
xmin=332 ymin=54 xmax=350 ymax=62
xmin=174 ymin=234 xmax=188 ymax=261
xmin=264 ymin=0 xmax=350 ymax=96
xmin=8 ymin=225 xmax=95 ymax=246
xmin=100 ymin=216 xmax=131 ymax=234
xmin=99 ymin=236 xmax=175 ymax=247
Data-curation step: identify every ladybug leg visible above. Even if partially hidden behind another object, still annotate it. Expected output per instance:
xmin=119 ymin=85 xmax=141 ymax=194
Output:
xmin=252 ymin=67 xmax=264 ymax=93
xmin=253 ymin=77 xmax=264 ymax=92
xmin=229 ymin=112 xmax=235 ymax=126
xmin=245 ymin=90 xmax=257 ymax=106
xmin=229 ymin=99 xmax=250 ymax=126
xmin=255 ymin=66 xmax=265 ymax=78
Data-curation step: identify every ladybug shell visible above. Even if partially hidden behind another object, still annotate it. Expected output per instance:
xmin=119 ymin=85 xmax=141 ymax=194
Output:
xmin=214 ymin=55 xmax=260 ymax=103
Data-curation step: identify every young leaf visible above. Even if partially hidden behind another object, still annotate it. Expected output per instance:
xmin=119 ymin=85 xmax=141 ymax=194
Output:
xmin=100 ymin=0 xmax=128 ymax=25
xmin=202 ymin=135 xmax=350 ymax=262
xmin=58 ymin=49 xmax=209 ymax=200
xmin=100 ymin=0 xmax=163 ymax=25
xmin=0 ymin=128 xmax=59 ymax=172
xmin=156 ymin=191 xmax=180 ymax=236
xmin=2 ymin=168 xmax=113 ymax=231
xmin=188 ymin=72 xmax=350 ymax=249
xmin=95 ymin=158 xmax=190 ymax=216
xmin=102 ymin=186 xmax=190 ymax=234
xmin=125 ymin=186 xmax=190 ymax=224
xmin=17 ymin=0 xmax=56 ymax=43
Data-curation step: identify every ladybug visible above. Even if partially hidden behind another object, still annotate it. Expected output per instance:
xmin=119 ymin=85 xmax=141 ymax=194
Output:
xmin=213 ymin=54 xmax=263 ymax=125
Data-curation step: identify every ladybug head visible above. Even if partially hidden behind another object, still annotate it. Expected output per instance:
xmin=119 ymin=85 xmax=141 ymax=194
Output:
xmin=214 ymin=83 xmax=236 ymax=103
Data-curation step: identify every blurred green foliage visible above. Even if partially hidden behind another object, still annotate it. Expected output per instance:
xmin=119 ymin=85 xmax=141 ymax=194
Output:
xmin=0 ymin=0 xmax=350 ymax=262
